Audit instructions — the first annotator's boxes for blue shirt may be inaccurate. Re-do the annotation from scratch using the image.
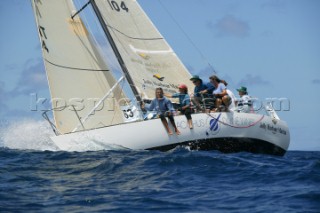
[172,93,191,107]
[146,97,175,114]
[194,82,215,97]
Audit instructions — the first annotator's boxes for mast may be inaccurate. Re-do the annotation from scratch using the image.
[90,0,142,104]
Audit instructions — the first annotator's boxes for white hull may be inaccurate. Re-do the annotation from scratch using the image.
[51,112,290,155]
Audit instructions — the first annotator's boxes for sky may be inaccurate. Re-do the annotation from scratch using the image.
[0,0,319,151]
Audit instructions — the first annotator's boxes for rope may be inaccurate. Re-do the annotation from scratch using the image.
[157,0,216,74]
[207,113,265,129]
[71,0,91,19]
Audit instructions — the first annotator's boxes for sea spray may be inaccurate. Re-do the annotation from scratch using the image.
[0,119,58,151]
[0,119,131,152]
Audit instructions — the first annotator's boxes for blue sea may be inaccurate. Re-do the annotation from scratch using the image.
[0,121,319,212]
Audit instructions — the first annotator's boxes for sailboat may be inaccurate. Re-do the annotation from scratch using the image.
[31,0,290,155]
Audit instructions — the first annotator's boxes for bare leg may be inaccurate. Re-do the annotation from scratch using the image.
[161,118,173,135]
[173,125,181,135]
[171,121,180,135]
[188,119,193,129]
[168,115,180,135]
[215,98,223,109]
[214,98,222,111]
[222,95,231,111]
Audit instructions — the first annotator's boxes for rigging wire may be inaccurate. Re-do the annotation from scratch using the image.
[156,0,217,74]
[71,0,91,19]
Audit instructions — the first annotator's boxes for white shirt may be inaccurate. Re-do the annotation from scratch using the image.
[237,95,252,113]
[213,83,226,95]
[226,89,236,111]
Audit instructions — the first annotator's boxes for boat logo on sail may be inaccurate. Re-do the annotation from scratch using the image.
[138,53,150,60]
[153,74,165,81]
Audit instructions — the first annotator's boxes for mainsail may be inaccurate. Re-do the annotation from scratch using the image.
[32,0,195,134]
[93,0,194,99]
[31,0,129,134]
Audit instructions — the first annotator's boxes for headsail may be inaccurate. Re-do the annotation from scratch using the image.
[93,0,194,99]
[31,0,129,134]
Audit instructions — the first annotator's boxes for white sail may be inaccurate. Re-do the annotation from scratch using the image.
[94,0,194,99]
[31,0,129,134]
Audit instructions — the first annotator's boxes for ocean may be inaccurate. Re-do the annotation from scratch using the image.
[0,121,319,212]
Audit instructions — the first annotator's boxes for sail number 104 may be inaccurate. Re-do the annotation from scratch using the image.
[107,0,129,12]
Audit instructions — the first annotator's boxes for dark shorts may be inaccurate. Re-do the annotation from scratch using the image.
[181,108,193,120]
[159,112,174,122]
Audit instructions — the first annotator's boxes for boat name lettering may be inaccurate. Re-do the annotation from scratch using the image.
[177,119,205,129]
[193,119,206,128]
[177,120,187,129]
[145,62,170,69]
[259,123,286,135]
[130,58,170,70]
[131,58,143,65]
[142,79,178,90]
[220,116,254,127]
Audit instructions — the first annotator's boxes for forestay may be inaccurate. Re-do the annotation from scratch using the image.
[31,0,129,134]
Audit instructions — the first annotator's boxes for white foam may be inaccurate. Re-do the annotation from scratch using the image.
[0,119,132,152]
[0,119,58,151]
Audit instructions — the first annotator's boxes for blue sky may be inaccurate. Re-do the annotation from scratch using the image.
[0,0,319,150]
